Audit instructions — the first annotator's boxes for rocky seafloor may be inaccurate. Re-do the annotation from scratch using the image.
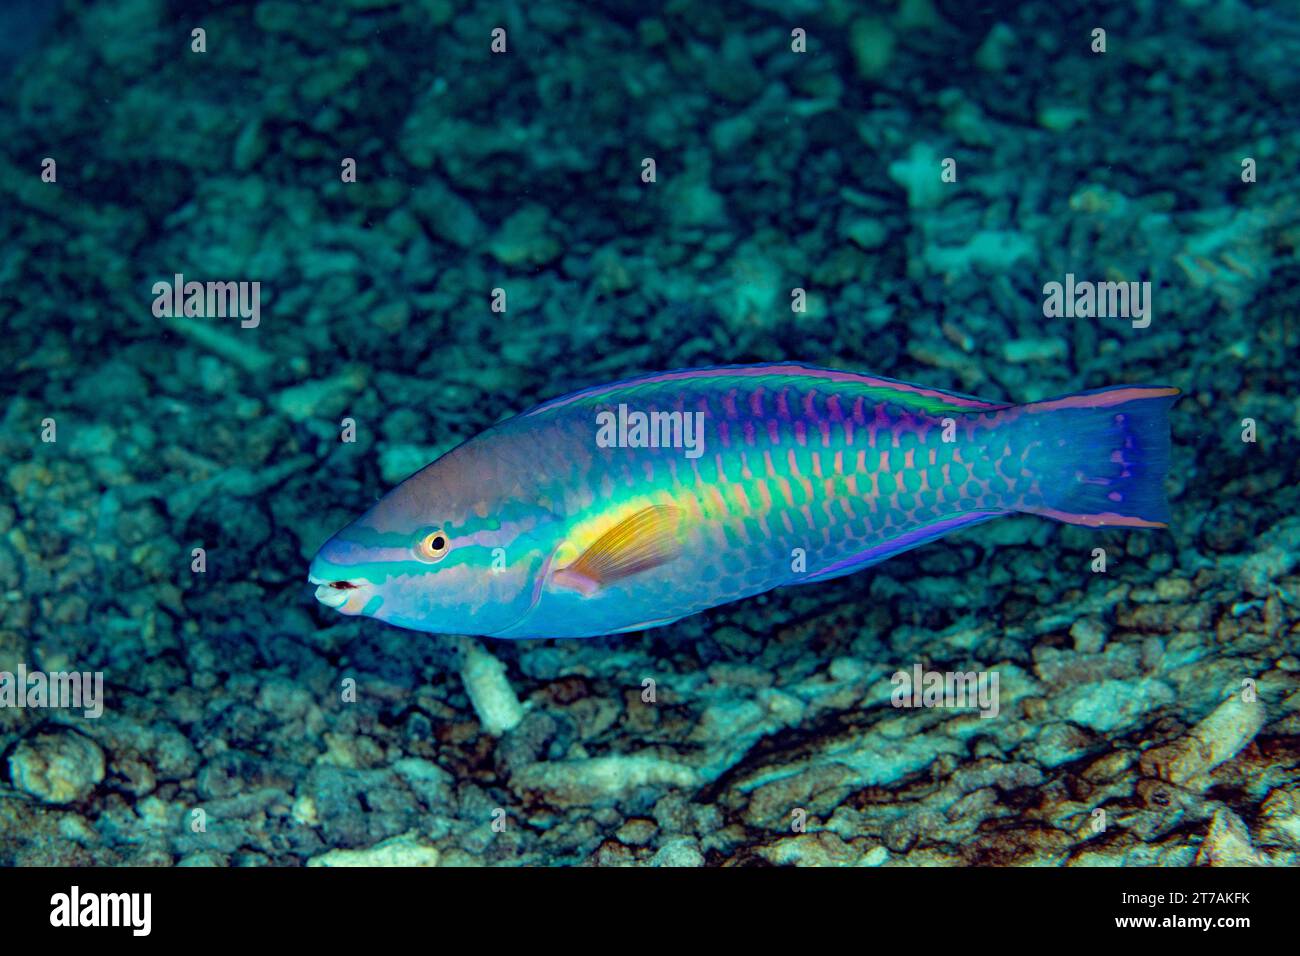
[1,0,1298,866]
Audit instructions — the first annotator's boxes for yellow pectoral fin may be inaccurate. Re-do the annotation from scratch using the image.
[553,505,683,596]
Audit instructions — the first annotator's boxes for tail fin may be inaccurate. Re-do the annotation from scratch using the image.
[1016,385,1178,529]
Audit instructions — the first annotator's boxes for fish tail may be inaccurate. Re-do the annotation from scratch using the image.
[1013,385,1179,529]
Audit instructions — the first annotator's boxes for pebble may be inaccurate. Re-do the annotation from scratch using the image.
[649,838,705,867]
[1002,337,1069,364]
[487,206,562,266]
[308,833,440,867]
[1142,694,1265,786]
[1070,617,1107,654]
[1195,807,1264,866]
[887,143,944,210]
[615,818,658,847]
[513,754,700,807]
[849,18,895,80]
[272,367,368,423]
[8,731,106,804]
[974,24,1016,73]
[1259,787,1300,848]
[460,640,525,736]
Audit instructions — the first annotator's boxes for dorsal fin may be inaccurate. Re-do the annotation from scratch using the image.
[523,363,1007,419]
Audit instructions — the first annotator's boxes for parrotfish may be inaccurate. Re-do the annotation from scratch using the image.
[309,364,1176,638]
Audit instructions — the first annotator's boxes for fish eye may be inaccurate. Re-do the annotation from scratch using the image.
[416,529,450,562]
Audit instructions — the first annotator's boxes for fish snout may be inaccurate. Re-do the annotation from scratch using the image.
[309,542,376,615]
[312,578,357,609]
[309,572,375,614]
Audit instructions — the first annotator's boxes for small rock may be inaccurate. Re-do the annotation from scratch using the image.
[850,17,895,80]
[974,23,1016,73]
[308,832,440,867]
[1196,807,1265,866]
[272,367,367,423]
[1259,787,1300,849]
[760,831,858,866]
[1142,693,1265,787]
[1002,337,1068,364]
[1038,105,1090,132]
[616,818,659,847]
[410,180,487,249]
[8,731,106,804]
[924,230,1035,275]
[1239,517,1300,596]
[513,754,699,807]
[1070,617,1107,654]
[487,206,562,266]
[649,838,705,867]
[233,118,266,171]
[1062,678,1174,733]
[68,423,117,458]
[841,216,889,250]
[1154,576,1192,602]
[860,845,889,867]
[460,640,524,736]
[887,143,945,210]
[664,174,728,230]
[371,300,410,334]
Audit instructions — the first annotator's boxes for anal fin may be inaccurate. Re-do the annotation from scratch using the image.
[798,511,1004,585]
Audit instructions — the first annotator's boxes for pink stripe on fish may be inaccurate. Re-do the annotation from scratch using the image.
[523,363,1008,417]
[1023,386,1179,414]
[1030,507,1168,529]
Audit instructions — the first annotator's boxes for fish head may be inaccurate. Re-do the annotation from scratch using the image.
[308,438,558,636]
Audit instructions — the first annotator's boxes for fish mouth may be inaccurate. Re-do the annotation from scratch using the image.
[309,572,368,611]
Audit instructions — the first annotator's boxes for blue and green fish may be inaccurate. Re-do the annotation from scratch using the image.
[309,363,1177,638]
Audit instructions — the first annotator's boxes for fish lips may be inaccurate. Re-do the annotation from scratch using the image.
[308,567,373,614]
[313,581,353,609]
